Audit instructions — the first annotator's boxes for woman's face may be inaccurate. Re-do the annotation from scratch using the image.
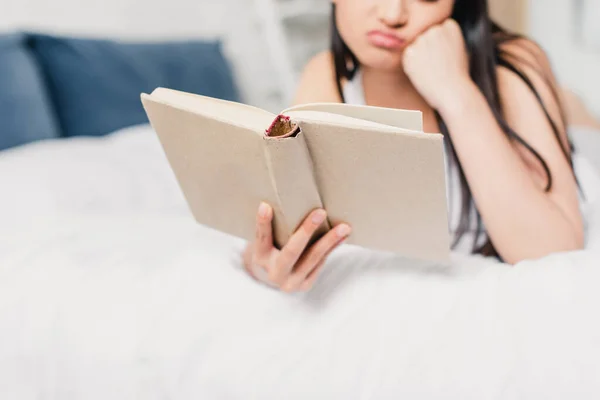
[334,0,456,71]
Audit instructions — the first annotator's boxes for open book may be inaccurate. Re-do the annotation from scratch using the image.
[141,88,450,262]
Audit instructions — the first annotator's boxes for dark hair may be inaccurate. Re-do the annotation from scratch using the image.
[331,1,576,259]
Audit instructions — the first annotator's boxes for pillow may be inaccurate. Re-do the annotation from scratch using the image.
[0,33,61,151]
[27,33,240,137]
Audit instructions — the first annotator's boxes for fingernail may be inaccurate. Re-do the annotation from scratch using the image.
[258,202,269,218]
[312,209,327,225]
[336,224,351,238]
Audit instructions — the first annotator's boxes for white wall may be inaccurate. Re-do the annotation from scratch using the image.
[2,0,285,112]
[3,0,227,38]
[528,0,600,117]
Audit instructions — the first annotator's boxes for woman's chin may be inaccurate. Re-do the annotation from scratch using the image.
[357,47,405,72]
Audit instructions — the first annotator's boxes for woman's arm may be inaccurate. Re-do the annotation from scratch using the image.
[442,68,584,263]
[404,20,583,263]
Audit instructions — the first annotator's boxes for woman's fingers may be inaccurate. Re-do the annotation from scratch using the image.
[250,204,350,292]
[254,202,274,258]
[283,223,351,292]
[268,209,328,285]
[300,259,327,292]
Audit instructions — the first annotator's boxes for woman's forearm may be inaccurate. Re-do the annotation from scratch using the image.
[438,83,583,263]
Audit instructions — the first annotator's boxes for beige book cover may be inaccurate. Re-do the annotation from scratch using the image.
[141,88,450,262]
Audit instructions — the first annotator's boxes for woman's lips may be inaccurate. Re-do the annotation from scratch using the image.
[367,30,406,50]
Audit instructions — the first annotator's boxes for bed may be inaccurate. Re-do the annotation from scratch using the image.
[3,6,600,400]
[1,123,600,399]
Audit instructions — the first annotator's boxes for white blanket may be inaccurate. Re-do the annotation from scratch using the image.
[1,125,600,399]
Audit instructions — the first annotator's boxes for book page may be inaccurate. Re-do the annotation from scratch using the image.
[284,110,429,138]
[283,103,424,132]
[146,88,276,133]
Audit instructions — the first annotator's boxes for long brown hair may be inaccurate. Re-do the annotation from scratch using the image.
[330,1,576,258]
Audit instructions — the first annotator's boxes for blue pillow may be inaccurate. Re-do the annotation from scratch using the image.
[0,33,61,151]
[27,34,240,137]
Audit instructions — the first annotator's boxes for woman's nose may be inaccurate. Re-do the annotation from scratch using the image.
[377,0,409,29]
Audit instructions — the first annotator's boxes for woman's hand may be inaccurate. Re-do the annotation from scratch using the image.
[242,202,351,293]
[403,19,473,114]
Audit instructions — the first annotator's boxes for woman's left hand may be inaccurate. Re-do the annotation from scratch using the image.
[403,19,473,114]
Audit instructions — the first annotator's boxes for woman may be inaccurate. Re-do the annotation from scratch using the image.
[243,0,589,292]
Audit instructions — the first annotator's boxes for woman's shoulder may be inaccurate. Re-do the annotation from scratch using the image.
[495,37,564,125]
[497,37,555,81]
[498,37,599,130]
[495,36,571,151]
[292,51,342,105]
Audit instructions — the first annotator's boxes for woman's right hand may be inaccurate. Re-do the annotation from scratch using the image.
[242,202,352,293]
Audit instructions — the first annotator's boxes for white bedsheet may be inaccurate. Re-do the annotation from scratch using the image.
[1,125,600,399]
